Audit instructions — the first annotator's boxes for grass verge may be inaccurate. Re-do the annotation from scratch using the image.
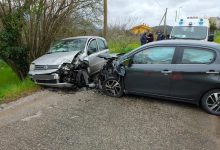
[215,31,220,44]
[109,42,140,54]
[0,60,39,104]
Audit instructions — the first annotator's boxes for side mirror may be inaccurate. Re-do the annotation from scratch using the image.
[83,60,89,66]
[208,34,214,42]
[123,58,133,67]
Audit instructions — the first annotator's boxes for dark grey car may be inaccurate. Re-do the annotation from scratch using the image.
[100,40,220,116]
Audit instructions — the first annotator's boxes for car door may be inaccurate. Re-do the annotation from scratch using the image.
[124,46,177,96]
[170,46,219,101]
[87,38,109,74]
[96,38,109,70]
[87,39,99,74]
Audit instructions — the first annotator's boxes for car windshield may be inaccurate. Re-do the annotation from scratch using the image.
[48,38,87,53]
[171,26,208,40]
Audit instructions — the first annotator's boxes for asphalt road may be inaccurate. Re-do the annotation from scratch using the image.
[0,89,219,150]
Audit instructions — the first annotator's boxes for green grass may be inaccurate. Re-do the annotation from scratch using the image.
[109,42,140,54]
[0,60,39,103]
[215,31,220,44]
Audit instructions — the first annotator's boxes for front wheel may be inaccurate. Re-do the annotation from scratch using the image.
[103,77,123,97]
[201,89,220,116]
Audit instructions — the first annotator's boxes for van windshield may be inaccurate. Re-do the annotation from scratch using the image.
[170,26,208,40]
[48,38,87,53]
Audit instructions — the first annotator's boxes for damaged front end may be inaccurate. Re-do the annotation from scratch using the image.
[57,53,90,88]
[98,53,126,81]
[98,53,126,97]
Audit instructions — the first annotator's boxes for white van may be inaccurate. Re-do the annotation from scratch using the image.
[170,17,214,41]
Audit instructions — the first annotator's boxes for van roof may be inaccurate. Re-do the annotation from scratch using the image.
[174,18,209,27]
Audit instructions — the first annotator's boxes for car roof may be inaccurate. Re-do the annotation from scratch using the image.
[63,36,106,41]
[144,40,220,50]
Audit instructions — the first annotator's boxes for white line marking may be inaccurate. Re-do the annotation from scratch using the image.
[21,111,42,121]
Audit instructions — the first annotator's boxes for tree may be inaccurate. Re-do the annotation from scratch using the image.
[210,19,217,33]
[0,0,102,80]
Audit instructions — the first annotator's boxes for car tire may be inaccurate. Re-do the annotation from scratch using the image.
[201,89,220,116]
[103,77,123,97]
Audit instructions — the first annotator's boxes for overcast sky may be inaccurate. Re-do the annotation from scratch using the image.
[108,0,220,27]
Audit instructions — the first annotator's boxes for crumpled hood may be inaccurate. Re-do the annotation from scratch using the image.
[32,51,80,65]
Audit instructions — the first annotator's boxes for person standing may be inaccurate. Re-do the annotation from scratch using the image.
[147,33,154,43]
[157,30,165,41]
[140,32,147,45]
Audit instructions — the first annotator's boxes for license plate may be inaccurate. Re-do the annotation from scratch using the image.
[33,74,55,80]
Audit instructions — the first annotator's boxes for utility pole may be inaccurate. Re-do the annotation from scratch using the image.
[175,10,178,22]
[178,7,182,19]
[103,0,108,38]
[163,8,168,37]
[158,8,168,37]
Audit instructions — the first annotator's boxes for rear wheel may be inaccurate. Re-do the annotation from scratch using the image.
[201,89,220,116]
[103,77,123,97]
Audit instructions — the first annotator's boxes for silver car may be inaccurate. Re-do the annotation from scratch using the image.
[29,36,109,87]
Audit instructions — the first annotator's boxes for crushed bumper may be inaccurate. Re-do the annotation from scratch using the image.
[36,82,73,88]
[29,73,73,88]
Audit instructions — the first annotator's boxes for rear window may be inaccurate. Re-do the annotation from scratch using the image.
[181,48,215,64]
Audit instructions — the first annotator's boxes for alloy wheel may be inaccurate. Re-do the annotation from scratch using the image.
[206,93,220,113]
[104,79,122,96]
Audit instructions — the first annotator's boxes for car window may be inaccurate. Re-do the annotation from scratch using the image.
[88,40,98,54]
[97,39,107,51]
[49,38,87,53]
[181,48,215,64]
[133,47,175,64]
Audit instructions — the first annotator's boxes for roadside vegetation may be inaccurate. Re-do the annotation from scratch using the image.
[107,19,141,53]
[0,60,39,103]
[109,41,140,53]
[215,30,220,44]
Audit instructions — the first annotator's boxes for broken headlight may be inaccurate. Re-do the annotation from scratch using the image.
[61,63,71,71]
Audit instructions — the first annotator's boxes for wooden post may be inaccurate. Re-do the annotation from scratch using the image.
[103,0,108,38]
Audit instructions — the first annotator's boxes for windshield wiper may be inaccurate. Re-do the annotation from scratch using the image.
[170,36,181,39]
[182,38,203,40]
[171,37,202,40]
[47,50,70,54]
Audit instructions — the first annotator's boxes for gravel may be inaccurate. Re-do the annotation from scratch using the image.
[0,89,219,150]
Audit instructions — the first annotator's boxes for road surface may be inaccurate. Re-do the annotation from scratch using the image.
[0,89,219,150]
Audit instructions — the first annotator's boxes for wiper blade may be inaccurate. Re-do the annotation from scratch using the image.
[47,50,69,54]
[171,36,182,39]
[171,37,202,40]
[181,38,202,40]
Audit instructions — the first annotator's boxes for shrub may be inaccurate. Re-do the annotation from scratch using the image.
[215,31,220,44]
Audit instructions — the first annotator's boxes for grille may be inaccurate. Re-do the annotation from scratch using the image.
[36,80,57,84]
[35,65,59,70]
[33,74,55,80]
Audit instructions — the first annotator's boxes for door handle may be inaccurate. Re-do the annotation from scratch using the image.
[161,70,172,74]
[206,70,219,74]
